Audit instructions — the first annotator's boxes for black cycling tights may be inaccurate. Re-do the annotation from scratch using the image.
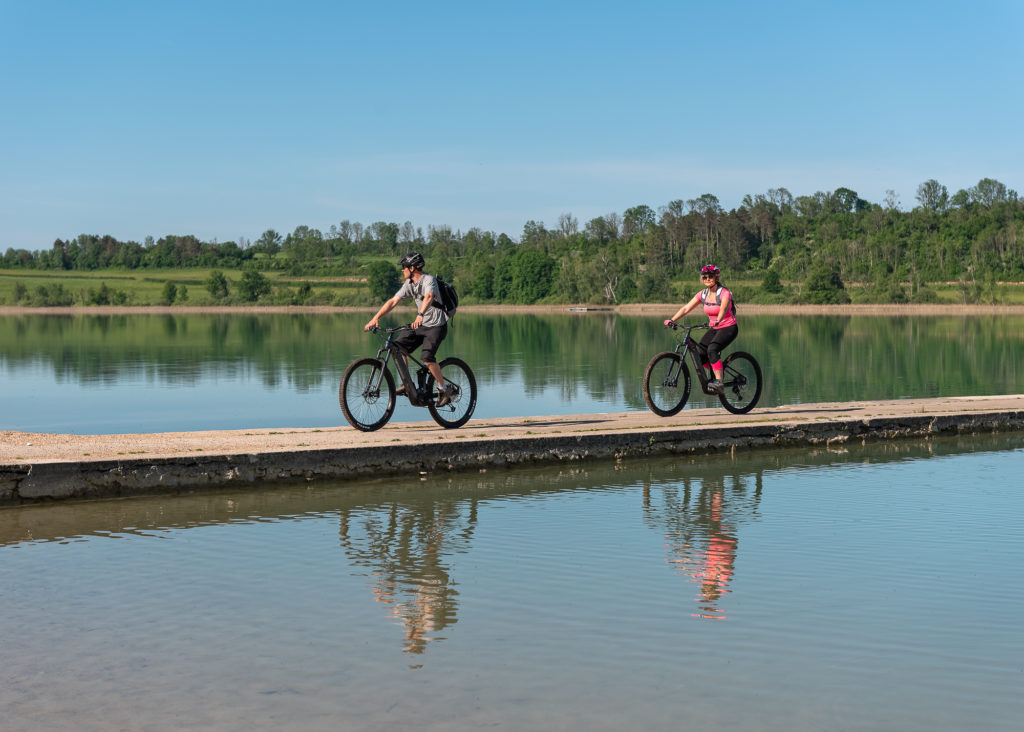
[697,324,738,370]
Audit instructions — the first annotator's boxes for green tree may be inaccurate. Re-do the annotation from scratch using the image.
[950,188,972,208]
[521,220,547,247]
[367,260,400,301]
[31,283,74,306]
[584,215,618,245]
[916,179,949,211]
[161,281,178,304]
[832,187,860,213]
[206,270,230,300]
[254,229,283,256]
[761,269,782,294]
[623,204,656,237]
[803,263,850,304]
[87,282,113,305]
[616,276,638,302]
[368,221,400,254]
[972,178,1008,208]
[238,268,271,302]
[508,248,556,303]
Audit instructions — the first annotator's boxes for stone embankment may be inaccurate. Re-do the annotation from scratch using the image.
[2,395,1023,505]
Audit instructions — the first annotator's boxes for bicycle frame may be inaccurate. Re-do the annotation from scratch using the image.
[667,323,719,396]
[369,326,434,407]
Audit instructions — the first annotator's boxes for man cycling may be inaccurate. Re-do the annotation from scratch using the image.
[364,252,452,406]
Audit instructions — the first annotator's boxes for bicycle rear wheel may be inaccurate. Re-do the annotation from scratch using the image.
[643,352,691,417]
[717,351,762,414]
[427,357,477,429]
[339,357,396,431]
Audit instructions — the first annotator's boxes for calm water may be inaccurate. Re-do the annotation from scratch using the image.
[1,312,1023,434]
[2,434,1022,731]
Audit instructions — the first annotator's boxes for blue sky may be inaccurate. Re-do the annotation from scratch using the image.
[2,0,1022,250]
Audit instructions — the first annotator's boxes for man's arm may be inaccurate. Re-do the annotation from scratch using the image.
[365,295,402,331]
[411,290,435,329]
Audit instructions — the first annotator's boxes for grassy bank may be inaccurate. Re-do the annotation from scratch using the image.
[4,268,1024,308]
[0,268,369,307]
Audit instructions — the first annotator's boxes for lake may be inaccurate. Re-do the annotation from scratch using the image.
[2,312,1023,434]
[2,433,1022,731]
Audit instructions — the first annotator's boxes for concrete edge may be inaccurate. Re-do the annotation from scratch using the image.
[3,410,1023,505]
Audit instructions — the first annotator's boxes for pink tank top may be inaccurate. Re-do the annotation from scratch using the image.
[701,286,737,329]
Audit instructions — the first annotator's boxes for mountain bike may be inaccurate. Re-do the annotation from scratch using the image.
[340,325,477,432]
[643,322,762,416]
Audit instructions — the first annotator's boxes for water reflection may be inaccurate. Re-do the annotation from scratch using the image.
[5,434,1018,657]
[3,436,1023,732]
[339,497,478,655]
[645,473,762,619]
[3,312,1024,434]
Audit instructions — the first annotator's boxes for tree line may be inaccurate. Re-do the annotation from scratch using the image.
[4,178,1021,305]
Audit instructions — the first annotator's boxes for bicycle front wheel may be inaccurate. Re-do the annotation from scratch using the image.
[718,351,762,414]
[339,357,396,431]
[643,352,691,417]
[427,357,477,429]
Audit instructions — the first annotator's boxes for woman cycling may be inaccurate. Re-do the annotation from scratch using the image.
[664,265,738,394]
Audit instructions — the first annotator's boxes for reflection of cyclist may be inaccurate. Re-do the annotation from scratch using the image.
[647,475,743,620]
[695,489,737,619]
[339,498,474,655]
[364,251,451,406]
[664,264,738,394]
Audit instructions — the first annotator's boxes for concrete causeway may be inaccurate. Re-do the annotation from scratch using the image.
[3,394,1024,504]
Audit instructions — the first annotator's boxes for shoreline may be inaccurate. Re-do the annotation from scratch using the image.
[3,303,1024,316]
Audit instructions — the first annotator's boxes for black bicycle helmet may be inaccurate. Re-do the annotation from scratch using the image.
[398,251,425,270]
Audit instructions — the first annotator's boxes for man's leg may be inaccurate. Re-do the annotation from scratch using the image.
[392,330,425,396]
[427,361,445,388]
[421,325,450,405]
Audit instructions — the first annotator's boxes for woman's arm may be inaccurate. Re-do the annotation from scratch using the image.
[712,291,731,327]
[668,293,702,323]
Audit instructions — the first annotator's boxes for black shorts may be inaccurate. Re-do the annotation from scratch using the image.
[393,323,447,363]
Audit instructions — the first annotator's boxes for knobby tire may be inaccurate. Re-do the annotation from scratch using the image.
[717,351,762,415]
[643,351,691,417]
[427,357,477,429]
[340,357,396,431]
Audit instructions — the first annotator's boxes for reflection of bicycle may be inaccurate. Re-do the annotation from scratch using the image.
[340,325,477,431]
[643,322,762,416]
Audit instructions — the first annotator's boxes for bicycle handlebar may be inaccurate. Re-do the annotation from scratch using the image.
[367,324,413,336]
[665,321,709,332]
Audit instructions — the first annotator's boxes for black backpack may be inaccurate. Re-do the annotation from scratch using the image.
[432,277,459,319]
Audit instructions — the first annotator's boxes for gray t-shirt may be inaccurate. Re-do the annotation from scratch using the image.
[395,273,447,328]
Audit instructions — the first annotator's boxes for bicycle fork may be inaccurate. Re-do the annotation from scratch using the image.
[362,347,394,399]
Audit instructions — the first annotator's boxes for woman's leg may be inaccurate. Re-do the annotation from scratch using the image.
[705,326,738,381]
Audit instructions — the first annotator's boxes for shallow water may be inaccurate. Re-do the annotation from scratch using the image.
[1,312,1023,433]
[3,433,1022,731]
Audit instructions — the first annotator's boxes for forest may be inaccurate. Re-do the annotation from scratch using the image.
[3,177,1022,306]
